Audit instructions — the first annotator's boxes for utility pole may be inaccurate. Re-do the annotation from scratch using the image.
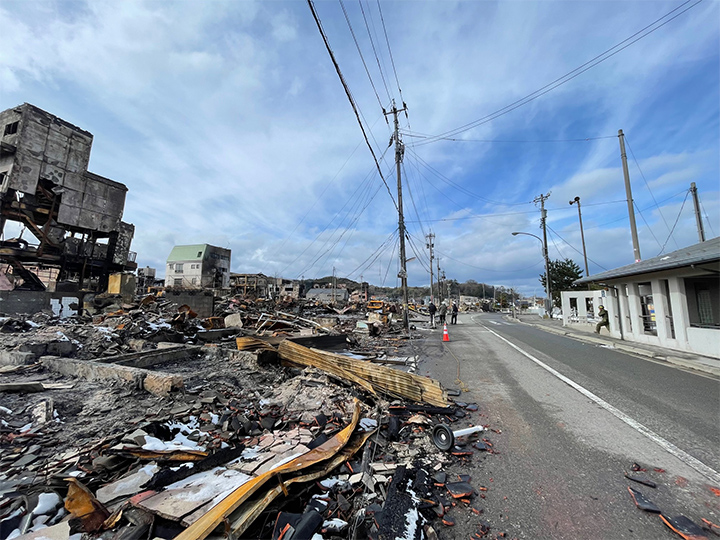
[569,196,589,277]
[690,182,706,243]
[385,101,410,330]
[437,261,443,303]
[332,266,336,305]
[534,192,553,317]
[618,129,641,262]
[426,232,435,303]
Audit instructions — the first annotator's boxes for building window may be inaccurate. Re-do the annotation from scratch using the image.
[637,282,656,335]
[3,121,19,136]
[174,263,183,273]
[197,251,202,257]
[174,278,182,287]
[191,278,197,285]
[685,277,719,328]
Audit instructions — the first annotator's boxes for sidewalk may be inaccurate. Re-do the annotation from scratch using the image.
[509,313,720,378]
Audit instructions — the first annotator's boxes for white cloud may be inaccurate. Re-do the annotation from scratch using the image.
[1,0,717,294]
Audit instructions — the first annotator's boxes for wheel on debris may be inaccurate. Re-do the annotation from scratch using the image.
[432,424,454,451]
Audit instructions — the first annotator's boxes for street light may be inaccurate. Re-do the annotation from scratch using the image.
[569,196,589,278]
[512,231,552,317]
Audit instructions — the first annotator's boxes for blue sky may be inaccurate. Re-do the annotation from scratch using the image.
[1,0,718,295]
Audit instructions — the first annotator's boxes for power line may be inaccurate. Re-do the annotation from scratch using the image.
[584,189,688,230]
[434,247,545,273]
[633,200,663,250]
[299,168,387,277]
[624,134,679,250]
[413,0,704,147]
[376,0,403,100]
[657,189,690,255]
[339,0,384,110]
[358,0,392,102]
[382,236,398,286]
[699,200,717,237]
[547,225,609,271]
[308,0,399,211]
[406,146,532,206]
[401,161,428,238]
[401,132,617,143]
[261,124,381,274]
[404,199,629,224]
[279,147,391,276]
[344,228,398,279]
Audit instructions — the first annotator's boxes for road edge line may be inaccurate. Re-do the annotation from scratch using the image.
[482,323,720,486]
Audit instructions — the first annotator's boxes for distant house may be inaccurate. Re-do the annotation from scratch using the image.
[572,237,719,359]
[165,244,231,289]
[305,288,349,303]
[230,273,270,297]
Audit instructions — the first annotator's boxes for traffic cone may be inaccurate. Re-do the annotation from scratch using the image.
[442,323,450,342]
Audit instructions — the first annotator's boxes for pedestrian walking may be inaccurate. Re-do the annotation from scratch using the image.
[451,301,458,324]
[595,305,610,334]
[428,301,437,328]
[439,302,448,325]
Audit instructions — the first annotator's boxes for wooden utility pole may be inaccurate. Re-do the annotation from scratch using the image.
[690,182,706,243]
[618,129,641,262]
[534,192,553,317]
[426,232,435,303]
[437,259,443,303]
[386,101,409,330]
[569,196,589,277]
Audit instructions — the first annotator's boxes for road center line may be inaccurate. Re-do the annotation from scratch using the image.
[475,317,720,486]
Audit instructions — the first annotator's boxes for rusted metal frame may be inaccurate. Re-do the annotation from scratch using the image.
[173,399,361,540]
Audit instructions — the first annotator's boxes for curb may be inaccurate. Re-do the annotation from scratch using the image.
[510,316,719,378]
[664,356,720,378]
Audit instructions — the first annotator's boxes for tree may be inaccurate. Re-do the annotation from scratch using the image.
[539,258,583,308]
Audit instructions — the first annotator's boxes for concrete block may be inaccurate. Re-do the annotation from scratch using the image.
[224,313,243,328]
[143,373,183,396]
[0,350,36,366]
[39,356,182,397]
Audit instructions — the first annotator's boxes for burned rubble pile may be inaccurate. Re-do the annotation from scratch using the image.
[1,295,508,540]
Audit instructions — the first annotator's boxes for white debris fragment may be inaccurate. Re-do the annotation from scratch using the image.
[359,418,378,431]
[141,434,202,452]
[32,492,62,516]
[322,518,348,533]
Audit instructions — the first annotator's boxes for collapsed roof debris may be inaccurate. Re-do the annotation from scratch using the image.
[0,289,511,540]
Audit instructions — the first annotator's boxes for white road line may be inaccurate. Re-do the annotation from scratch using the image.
[478,319,720,486]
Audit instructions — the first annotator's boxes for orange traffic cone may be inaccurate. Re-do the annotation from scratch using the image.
[442,323,450,342]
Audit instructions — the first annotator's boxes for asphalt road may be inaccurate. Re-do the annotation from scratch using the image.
[415,312,720,540]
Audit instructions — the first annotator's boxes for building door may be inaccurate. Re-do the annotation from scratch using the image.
[638,282,656,335]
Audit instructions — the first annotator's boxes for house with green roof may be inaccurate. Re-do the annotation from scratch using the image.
[165,244,231,289]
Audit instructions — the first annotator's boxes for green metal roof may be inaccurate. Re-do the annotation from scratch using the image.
[166,244,208,263]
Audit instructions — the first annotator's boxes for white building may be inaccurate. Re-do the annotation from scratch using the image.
[165,244,231,289]
[569,237,719,359]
